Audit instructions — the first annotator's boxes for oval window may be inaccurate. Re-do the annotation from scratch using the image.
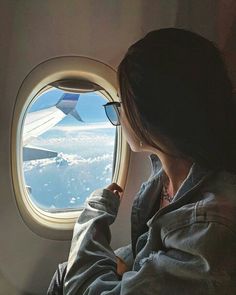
[12,56,130,237]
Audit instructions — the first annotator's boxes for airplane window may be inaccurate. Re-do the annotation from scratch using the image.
[22,85,116,212]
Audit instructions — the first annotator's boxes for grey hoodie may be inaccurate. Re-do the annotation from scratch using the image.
[63,154,236,294]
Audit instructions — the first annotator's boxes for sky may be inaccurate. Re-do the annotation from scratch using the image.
[23,88,116,211]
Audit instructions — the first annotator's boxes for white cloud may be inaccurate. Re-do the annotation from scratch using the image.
[30,131,115,148]
[52,122,114,132]
[23,152,113,172]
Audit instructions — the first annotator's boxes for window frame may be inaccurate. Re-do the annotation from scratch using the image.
[11,56,130,240]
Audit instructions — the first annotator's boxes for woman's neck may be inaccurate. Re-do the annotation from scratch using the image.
[158,154,193,197]
[142,142,193,196]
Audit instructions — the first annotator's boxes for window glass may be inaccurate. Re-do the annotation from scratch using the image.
[22,87,116,212]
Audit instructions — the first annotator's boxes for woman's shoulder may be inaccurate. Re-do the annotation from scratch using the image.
[196,170,236,229]
[158,170,236,236]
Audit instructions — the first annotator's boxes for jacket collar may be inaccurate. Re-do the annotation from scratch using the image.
[146,154,213,227]
[148,153,211,202]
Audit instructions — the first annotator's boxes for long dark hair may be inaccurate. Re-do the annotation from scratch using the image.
[118,28,236,173]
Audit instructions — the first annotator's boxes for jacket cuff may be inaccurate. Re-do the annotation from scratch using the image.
[86,188,120,216]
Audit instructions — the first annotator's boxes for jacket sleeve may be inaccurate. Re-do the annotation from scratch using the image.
[63,189,236,295]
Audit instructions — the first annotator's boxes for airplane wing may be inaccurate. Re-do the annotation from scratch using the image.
[23,93,82,161]
[23,146,58,161]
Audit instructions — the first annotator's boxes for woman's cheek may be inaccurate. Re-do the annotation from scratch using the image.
[120,121,141,152]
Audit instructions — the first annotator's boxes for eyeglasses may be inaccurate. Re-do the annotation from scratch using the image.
[103,101,121,126]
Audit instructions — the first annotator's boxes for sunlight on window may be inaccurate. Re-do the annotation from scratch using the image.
[22,87,116,212]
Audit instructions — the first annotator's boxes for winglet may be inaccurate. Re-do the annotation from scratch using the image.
[56,93,83,122]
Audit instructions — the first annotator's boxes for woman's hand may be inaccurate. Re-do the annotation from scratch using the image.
[116,256,128,276]
[106,183,123,200]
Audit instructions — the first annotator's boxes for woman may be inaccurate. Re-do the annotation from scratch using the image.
[48,28,236,294]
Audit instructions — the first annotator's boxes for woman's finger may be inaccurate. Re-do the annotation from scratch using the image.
[116,256,128,276]
[106,182,123,193]
[106,183,123,199]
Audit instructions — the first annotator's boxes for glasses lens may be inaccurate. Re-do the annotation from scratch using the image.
[104,104,120,126]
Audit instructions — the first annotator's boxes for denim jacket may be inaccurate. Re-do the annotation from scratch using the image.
[63,154,236,294]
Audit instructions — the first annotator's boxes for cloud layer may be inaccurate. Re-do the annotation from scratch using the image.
[23,125,116,211]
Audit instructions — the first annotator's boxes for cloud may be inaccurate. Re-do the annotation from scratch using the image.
[33,134,114,145]
[52,122,114,132]
[30,125,116,148]
[23,152,113,172]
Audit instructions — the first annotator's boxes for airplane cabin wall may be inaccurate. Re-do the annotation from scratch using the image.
[0,1,235,294]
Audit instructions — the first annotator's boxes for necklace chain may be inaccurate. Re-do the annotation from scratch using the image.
[161,185,174,203]
[161,174,174,203]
